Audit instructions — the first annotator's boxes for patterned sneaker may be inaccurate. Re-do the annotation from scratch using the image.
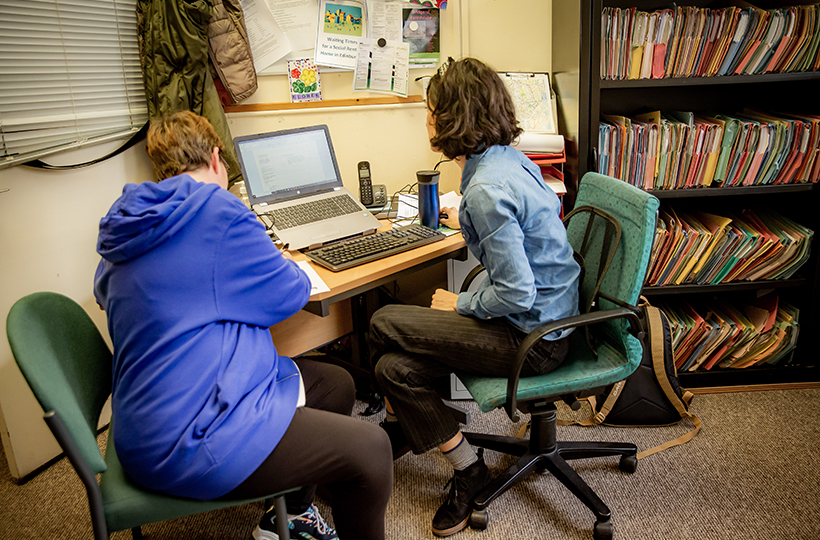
[252,504,338,540]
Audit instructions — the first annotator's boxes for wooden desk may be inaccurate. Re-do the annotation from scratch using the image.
[270,226,467,358]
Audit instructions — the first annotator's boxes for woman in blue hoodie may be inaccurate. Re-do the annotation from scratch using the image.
[94,111,392,540]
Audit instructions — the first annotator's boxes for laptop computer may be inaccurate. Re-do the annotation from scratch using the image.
[234,125,381,251]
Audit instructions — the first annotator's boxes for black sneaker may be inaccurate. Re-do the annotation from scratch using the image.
[431,457,493,537]
[252,503,338,540]
[379,418,411,459]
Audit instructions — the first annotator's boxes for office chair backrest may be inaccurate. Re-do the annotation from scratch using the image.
[566,173,659,342]
[563,205,621,317]
[6,292,113,474]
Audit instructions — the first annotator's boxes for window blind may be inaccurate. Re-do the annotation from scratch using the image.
[0,0,148,169]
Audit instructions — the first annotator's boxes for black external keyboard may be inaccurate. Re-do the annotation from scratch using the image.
[306,224,446,271]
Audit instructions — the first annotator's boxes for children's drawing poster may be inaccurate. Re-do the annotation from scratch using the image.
[288,59,322,103]
[314,0,366,70]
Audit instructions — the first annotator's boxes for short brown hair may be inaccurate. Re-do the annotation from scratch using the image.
[146,111,225,181]
[426,57,522,159]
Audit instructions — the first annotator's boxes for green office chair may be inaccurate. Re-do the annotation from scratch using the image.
[6,291,293,540]
[455,173,659,540]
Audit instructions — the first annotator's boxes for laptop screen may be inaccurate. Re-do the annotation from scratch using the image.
[234,125,343,205]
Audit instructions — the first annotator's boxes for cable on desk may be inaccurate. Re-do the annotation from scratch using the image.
[388,182,420,225]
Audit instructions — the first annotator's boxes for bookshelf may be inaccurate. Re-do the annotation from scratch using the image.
[552,0,820,389]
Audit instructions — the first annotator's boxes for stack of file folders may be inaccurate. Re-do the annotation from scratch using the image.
[657,295,799,372]
[644,208,813,287]
[598,109,820,189]
[602,3,820,80]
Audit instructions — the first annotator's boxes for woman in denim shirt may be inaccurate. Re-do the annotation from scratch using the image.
[369,57,581,537]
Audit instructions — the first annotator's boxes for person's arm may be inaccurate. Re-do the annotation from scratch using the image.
[215,209,310,327]
[456,184,537,319]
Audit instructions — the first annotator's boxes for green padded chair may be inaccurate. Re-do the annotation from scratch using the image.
[456,173,659,540]
[6,291,293,540]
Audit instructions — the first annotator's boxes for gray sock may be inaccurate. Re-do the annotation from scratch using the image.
[443,436,478,471]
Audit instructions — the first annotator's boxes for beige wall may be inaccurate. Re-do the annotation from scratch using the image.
[0,141,151,478]
[0,0,552,478]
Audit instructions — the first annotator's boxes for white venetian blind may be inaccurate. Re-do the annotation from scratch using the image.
[0,0,148,169]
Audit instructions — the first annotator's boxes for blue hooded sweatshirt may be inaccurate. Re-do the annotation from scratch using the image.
[94,174,310,499]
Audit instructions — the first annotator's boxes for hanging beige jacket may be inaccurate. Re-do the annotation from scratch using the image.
[208,0,258,103]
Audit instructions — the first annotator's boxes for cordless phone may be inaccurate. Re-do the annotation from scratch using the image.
[358,161,373,206]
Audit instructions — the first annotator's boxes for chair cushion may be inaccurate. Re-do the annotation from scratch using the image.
[100,428,283,532]
[458,332,642,414]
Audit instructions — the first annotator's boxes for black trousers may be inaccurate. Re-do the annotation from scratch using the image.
[227,359,392,540]
[369,304,570,454]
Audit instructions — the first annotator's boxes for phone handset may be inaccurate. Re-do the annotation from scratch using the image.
[358,161,373,206]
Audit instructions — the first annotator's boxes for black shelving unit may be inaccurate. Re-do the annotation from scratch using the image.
[552,0,820,389]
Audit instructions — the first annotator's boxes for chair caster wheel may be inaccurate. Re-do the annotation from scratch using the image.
[469,509,489,530]
[593,519,613,540]
[619,454,638,473]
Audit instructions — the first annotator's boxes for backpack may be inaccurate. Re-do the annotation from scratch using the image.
[559,301,702,459]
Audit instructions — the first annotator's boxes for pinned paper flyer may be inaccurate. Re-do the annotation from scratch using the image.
[314,0,366,70]
[353,37,409,97]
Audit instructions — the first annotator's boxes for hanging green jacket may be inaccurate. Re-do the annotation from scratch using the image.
[136,0,254,187]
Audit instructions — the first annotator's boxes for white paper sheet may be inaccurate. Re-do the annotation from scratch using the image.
[266,0,318,51]
[369,1,403,41]
[296,261,331,295]
[512,132,565,154]
[314,0,366,70]
[239,0,292,72]
[353,38,409,96]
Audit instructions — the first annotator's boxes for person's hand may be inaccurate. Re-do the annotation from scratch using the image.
[439,206,460,230]
[280,249,294,261]
[431,288,458,311]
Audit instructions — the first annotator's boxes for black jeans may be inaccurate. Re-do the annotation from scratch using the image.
[226,359,392,540]
[369,304,570,454]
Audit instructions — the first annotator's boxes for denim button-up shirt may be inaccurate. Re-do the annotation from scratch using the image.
[455,145,581,339]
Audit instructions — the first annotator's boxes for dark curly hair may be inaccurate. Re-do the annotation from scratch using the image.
[426,57,522,160]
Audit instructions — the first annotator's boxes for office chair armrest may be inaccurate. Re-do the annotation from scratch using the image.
[459,265,486,293]
[504,306,642,422]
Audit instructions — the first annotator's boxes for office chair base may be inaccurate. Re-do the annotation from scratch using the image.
[468,509,488,530]
[463,402,636,539]
[594,520,614,540]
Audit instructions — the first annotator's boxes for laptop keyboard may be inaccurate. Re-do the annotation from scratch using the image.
[305,224,446,271]
[265,194,363,230]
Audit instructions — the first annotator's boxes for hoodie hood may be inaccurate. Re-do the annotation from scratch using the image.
[98,174,219,263]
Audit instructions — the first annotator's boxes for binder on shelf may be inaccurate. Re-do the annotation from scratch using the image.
[694,115,724,186]
[672,213,712,284]
[732,7,772,75]
[689,211,733,282]
[653,10,675,78]
[630,10,649,79]
[729,6,768,75]
[694,9,720,77]
[705,7,739,76]
[599,3,820,80]
[658,294,799,373]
